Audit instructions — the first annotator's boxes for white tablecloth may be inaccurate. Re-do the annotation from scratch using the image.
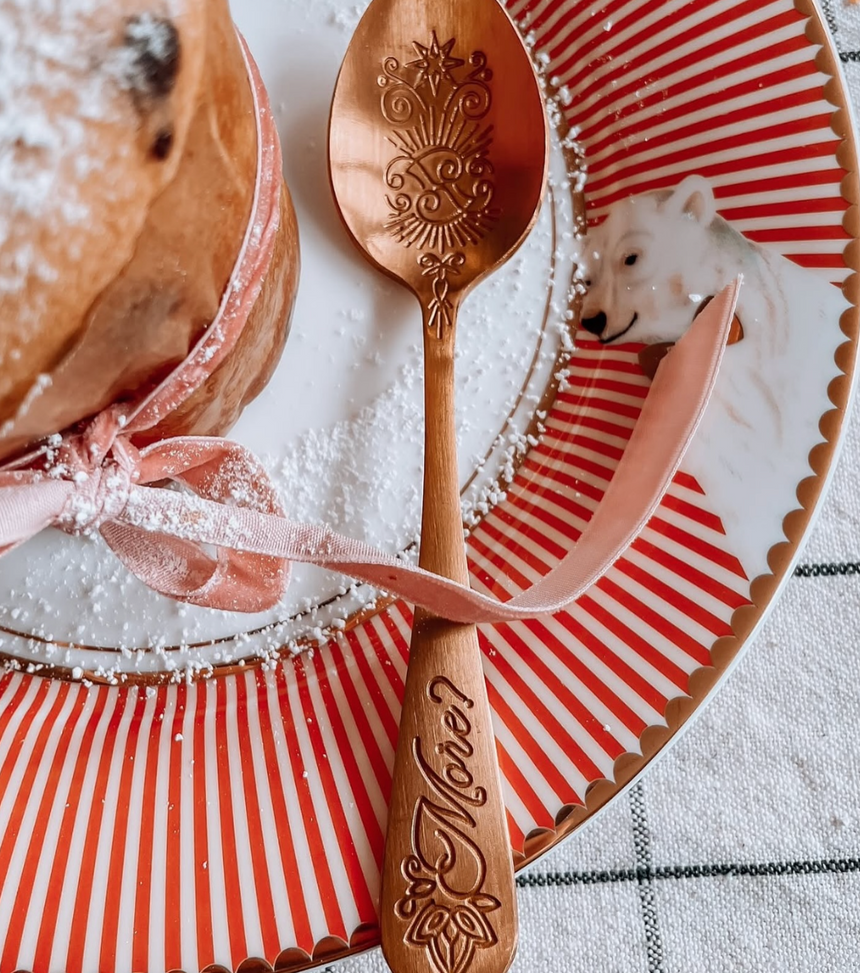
[333,3,860,970]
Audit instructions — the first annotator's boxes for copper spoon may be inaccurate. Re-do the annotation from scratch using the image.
[329,2,548,971]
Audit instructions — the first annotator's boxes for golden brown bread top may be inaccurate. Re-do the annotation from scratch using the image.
[0,1,204,414]
[0,0,259,458]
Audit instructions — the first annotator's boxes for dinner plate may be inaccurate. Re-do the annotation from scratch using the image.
[0,0,857,970]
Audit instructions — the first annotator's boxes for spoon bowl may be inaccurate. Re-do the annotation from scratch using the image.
[329,0,548,320]
[330,3,549,972]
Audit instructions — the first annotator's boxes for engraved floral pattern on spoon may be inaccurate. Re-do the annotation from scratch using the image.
[394,676,501,973]
[378,33,498,337]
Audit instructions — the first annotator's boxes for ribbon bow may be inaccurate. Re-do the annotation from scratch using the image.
[0,280,741,624]
[0,409,290,613]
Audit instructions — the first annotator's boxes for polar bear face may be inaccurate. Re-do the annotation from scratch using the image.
[579,176,730,344]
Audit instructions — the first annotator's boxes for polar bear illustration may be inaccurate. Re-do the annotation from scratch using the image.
[578,176,847,581]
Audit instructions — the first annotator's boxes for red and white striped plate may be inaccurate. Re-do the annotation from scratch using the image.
[1,0,857,970]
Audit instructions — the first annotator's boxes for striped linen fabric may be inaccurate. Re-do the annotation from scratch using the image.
[328,5,860,973]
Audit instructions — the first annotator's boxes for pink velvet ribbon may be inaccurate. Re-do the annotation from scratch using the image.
[0,37,742,624]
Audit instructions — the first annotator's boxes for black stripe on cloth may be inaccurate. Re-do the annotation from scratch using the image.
[821,0,839,35]
[316,861,860,972]
[517,857,860,888]
[629,782,667,973]
[794,562,860,578]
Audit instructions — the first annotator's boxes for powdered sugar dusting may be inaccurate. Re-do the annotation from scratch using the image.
[0,0,179,337]
[123,12,177,68]
[272,364,423,545]
[2,1,109,303]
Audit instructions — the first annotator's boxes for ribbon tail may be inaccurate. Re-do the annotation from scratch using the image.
[0,479,73,555]
[295,279,742,622]
[496,275,742,618]
[104,280,738,623]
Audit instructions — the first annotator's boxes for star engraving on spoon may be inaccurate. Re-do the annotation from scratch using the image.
[408,31,464,95]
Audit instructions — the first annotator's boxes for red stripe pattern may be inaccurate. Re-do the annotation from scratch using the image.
[514,0,850,275]
[0,341,755,972]
[0,0,849,969]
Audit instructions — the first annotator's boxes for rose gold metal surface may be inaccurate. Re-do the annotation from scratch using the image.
[328,2,548,971]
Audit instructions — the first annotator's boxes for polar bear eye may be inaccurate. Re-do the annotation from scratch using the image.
[623,252,640,267]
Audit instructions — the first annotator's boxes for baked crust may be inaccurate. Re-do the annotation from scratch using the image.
[0,0,298,461]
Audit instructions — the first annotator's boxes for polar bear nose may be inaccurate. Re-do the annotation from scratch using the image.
[581,312,607,336]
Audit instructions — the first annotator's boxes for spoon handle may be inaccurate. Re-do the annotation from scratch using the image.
[380,306,518,973]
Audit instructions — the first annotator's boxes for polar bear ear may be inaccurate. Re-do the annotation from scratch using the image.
[665,175,717,225]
